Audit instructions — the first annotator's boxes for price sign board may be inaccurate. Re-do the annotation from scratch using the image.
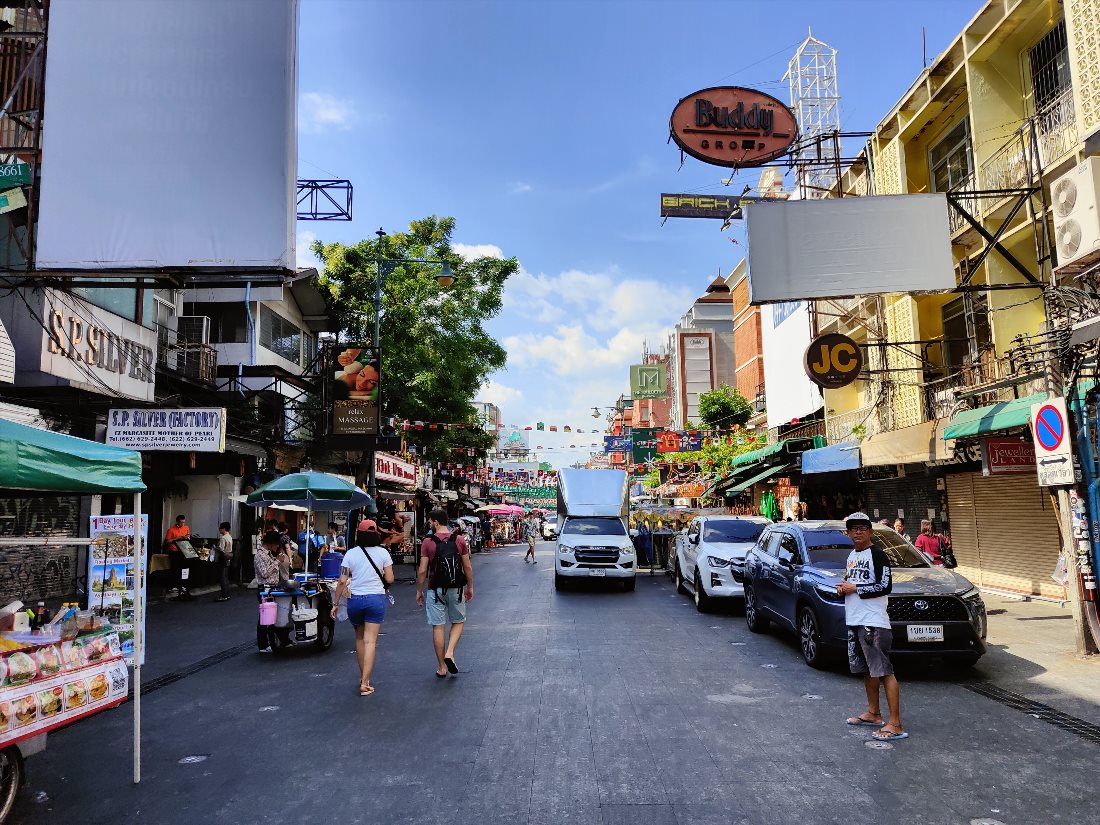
[1030,397,1074,486]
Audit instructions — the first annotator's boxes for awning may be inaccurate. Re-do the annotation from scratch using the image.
[417,488,440,504]
[730,442,782,468]
[224,436,269,459]
[942,393,1046,440]
[436,490,459,501]
[377,484,416,501]
[801,443,860,474]
[860,420,953,467]
[0,419,145,494]
[728,463,790,495]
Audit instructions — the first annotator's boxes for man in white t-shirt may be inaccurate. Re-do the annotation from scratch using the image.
[330,519,394,696]
[836,512,906,741]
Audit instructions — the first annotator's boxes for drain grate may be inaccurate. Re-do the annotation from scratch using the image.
[964,682,1100,745]
[128,640,255,699]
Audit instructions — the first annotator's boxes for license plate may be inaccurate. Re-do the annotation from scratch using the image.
[588,569,606,577]
[906,624,943,642]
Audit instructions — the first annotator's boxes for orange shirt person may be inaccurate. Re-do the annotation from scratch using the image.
[165,515,190,553]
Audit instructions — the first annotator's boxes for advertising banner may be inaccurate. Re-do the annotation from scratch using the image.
[375,452,416,485]
[632,428,659,465]
[329,344,380,436]
[88,515,148,666]
[630,363,667,399]
[656,431,681,453]
[105,408,226,452]
[604,435,632,453]
[981,437,1035,475]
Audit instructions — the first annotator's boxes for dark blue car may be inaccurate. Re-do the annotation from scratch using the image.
[743,521,987,669]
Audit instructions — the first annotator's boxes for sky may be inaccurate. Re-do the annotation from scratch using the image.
[296,0,983,467]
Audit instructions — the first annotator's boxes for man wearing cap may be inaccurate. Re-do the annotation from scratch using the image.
[837,512,906,741]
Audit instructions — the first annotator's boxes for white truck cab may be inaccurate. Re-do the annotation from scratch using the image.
[554,469,636,592]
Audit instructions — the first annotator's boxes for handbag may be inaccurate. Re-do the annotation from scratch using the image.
[358,546,395,605]
[938,534,958,569]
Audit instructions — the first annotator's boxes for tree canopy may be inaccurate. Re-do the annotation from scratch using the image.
[698,384,753,430]
[310,216,517,463]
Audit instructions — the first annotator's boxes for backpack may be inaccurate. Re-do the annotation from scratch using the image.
[937,534,958,569]
[428,533,467,596]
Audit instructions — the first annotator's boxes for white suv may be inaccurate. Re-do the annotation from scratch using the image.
[673,515,770,612]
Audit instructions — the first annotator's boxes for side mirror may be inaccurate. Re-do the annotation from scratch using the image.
[690,534,700,544]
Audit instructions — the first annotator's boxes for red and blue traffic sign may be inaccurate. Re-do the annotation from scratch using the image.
[1034,404,1065,452]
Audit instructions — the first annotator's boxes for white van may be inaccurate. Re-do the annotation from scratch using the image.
[554,469,635,592]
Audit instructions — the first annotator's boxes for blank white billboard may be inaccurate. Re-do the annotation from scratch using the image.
[761,300,821,430]
[746,194,954,304]
[36,0,298,271]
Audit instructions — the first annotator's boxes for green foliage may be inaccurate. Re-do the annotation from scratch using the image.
[663,430,768,472]
[310,216,517,462]
[698,384,753,430]
[641,469,660,489]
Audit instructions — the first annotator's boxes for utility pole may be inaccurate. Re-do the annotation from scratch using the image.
[366,227,386,508]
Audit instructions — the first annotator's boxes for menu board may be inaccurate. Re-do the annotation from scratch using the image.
[88,515,148,665]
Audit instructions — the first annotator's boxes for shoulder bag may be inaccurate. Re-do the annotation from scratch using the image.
[357,546,394,605]
[937,534,958,569]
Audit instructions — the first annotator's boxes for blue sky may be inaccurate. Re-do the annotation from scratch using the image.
[297,0,982,467]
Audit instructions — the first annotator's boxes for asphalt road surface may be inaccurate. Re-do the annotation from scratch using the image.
[10,543,1096,824]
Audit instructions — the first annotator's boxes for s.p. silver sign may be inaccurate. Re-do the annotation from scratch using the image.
[106,408,226,452]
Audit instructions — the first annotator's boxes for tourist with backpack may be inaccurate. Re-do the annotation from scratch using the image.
[416,508,474,678]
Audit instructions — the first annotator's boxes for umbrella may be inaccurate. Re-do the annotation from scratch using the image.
[246,472,374,573]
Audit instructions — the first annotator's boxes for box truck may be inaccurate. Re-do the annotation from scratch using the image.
[554,468,635,591]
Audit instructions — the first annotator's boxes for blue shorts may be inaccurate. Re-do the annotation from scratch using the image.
[346,594,387,626]
[425,589,466,626]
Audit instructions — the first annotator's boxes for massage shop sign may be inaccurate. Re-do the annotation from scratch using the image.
[105,407,226,452]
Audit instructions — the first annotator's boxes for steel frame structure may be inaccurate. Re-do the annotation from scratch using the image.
[785,31,841,199]
[296,179,353,221]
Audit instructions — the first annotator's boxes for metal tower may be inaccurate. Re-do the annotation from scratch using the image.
[784,30,841,198]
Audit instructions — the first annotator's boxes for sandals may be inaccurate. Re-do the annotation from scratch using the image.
[359,685,375,696]
[846,713,884,726]
[444,657,458,674]
[872,727,909,741]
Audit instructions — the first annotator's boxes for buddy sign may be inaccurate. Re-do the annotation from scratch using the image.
[669,86,798,168]
[804,333,863,389]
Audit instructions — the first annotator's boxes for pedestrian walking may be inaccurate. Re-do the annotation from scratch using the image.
[523,514,537,563]
[215,521,233,601]
[254,531,290,654]
[913,519,943,565]
[837,512,906,741]
[637,521,652,567]
[330,519,394,696]
[416,508,474,678]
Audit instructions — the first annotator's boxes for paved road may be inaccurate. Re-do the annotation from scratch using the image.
[11,542,1097,824]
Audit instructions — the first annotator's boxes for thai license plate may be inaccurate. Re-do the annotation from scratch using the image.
[906,624,944,642]
[588,569,606,577]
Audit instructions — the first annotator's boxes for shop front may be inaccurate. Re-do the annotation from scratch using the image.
[799,442,863,520]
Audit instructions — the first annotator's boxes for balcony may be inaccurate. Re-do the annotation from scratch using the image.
[923,349,1045,419]
[156,325,217,385]
[1034,87,1077,168]
[826,406,879,443]
[947,173,980,234]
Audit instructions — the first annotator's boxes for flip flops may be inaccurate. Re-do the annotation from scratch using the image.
[444,657,458,674]
[872,728,909,741]
[846,714,884,726]
[359,685,375,697]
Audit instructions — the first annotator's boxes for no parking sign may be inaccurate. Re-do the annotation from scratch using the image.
[1030,397,1074,486]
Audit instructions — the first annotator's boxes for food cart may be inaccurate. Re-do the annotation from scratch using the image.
[0,419,146,817]
[245,472,375,656]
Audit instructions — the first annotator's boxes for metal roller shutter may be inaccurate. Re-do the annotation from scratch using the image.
[945,473,981,587]
[0,493,82,605]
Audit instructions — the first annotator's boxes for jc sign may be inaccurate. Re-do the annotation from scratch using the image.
[804,333,863,389]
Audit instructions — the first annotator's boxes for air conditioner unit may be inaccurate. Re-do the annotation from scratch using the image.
[175,315,211,344]
[1051,156,1100,268]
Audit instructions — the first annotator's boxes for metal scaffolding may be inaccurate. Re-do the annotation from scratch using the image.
[785,30,841,199]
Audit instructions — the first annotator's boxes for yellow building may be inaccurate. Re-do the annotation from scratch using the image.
[816,0,1099,600]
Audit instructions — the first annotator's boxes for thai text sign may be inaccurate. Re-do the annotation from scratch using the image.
[981,437,1035,475]
[630,363,667,399]
[632,428,659,465]
[106,408,226,452]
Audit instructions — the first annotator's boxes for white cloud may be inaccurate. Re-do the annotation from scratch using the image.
[296,229,319,270]
[453,243,504,262]
[503,322,669,377]
[476,379,523,407]
[299,92,356,133]
[508,181,533,194]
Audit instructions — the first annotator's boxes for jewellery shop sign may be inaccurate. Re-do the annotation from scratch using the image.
[105,408,227,452]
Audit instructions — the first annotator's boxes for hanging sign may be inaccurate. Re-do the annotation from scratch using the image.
[669,86,799,168]
[981,437,1035,475]
[630,363,667,398]
[604,435,632,452]
[1031,397,1073,486]
[328,344,380,436]
[804,333,863,389]
[88,514,149,666]
[105,408,226,452]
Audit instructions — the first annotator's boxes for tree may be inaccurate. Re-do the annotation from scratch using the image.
[310,216,517,466]
[698,384,753,430]
[662,431,768,474]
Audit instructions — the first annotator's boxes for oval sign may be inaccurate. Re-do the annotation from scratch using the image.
[804,333,863,389]
[669,86,799,168]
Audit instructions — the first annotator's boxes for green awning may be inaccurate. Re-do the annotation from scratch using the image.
[942,393,1047,440]
[0,419,146,494]
[730,442,782,467]
[728,463,791,495]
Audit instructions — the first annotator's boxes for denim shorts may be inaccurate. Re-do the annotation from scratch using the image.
[346,594,387,626]
[425,588,466,626]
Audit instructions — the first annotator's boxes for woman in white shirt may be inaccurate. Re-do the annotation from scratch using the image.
[330,519,394,696]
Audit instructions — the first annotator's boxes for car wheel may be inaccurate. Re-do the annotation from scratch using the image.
[744,585,769,633]
[945,653,980,669]
[798,606,826,669]
[554,573,566,591]
[675,558,689,595]
[623,577,636,592]
[694,571,714,613]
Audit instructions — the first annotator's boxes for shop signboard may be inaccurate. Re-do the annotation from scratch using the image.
[375,452,416,485]
[328,344,380,436]
[629,363,667,399]
[604,435,632,453]
[0,163,30,186]
[804,333,863,389]
[87,515,148,666]
[659,193,764,220]
[632,427,659,465]
[0,186,26,216]
[105,407,226,452]
[669,86,799,168]
[656,431,680,453]
[981,437,1036,475]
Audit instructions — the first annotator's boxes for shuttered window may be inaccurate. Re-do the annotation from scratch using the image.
[259,305,301,366]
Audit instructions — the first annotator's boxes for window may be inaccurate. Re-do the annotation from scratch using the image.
[702,520,767,543]
[941,294,991,373]
[778,535,801,565]
[259,305,302,365]
[929,119,973,193]
[762,532,782,558]
[561,517,626,537]
[1029,21,1070,113]
[71,284,140,324]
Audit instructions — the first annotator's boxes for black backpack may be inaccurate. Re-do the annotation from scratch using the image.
[428,533,467,596]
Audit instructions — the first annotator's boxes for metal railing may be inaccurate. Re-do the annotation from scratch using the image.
[980,129,1036,194]
[156,325,217,384]
[947,173,979,234]
[826,405,878,443]
[1035,86,1077,168]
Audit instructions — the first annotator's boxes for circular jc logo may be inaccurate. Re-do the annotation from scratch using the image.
[804,333,864,389]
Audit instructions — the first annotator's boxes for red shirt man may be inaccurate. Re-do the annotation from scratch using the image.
[165,515,190,553]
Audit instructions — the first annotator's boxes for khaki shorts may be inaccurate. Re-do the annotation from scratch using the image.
[847,626,894,677]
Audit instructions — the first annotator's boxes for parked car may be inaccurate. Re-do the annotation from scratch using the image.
[742,521,987,669]
[542,515,558,540]
[672,515,770,612]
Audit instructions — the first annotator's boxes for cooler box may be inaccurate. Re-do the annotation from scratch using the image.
[319,552,344,580]
[291,607,318,641]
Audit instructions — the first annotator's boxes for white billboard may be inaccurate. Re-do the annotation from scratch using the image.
[36,0,298,272]
[745,194,954,304]
[761,301,822,430]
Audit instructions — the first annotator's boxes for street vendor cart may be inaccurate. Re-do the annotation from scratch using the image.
[0,419,144,818]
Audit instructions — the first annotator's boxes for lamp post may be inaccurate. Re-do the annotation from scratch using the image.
[364,227,456,503]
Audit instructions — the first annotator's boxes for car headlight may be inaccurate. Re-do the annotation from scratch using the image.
[706,556,731,568]
[814,583,844,603]
[621,546,635,555]
[558,544,574,554]
[959,587,982,600]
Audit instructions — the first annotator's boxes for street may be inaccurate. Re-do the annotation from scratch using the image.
[10,544,1096,825]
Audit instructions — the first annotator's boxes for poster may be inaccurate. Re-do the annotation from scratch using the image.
[88,515,148,666]
[329,344,380,435]
[105,407,226,452]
